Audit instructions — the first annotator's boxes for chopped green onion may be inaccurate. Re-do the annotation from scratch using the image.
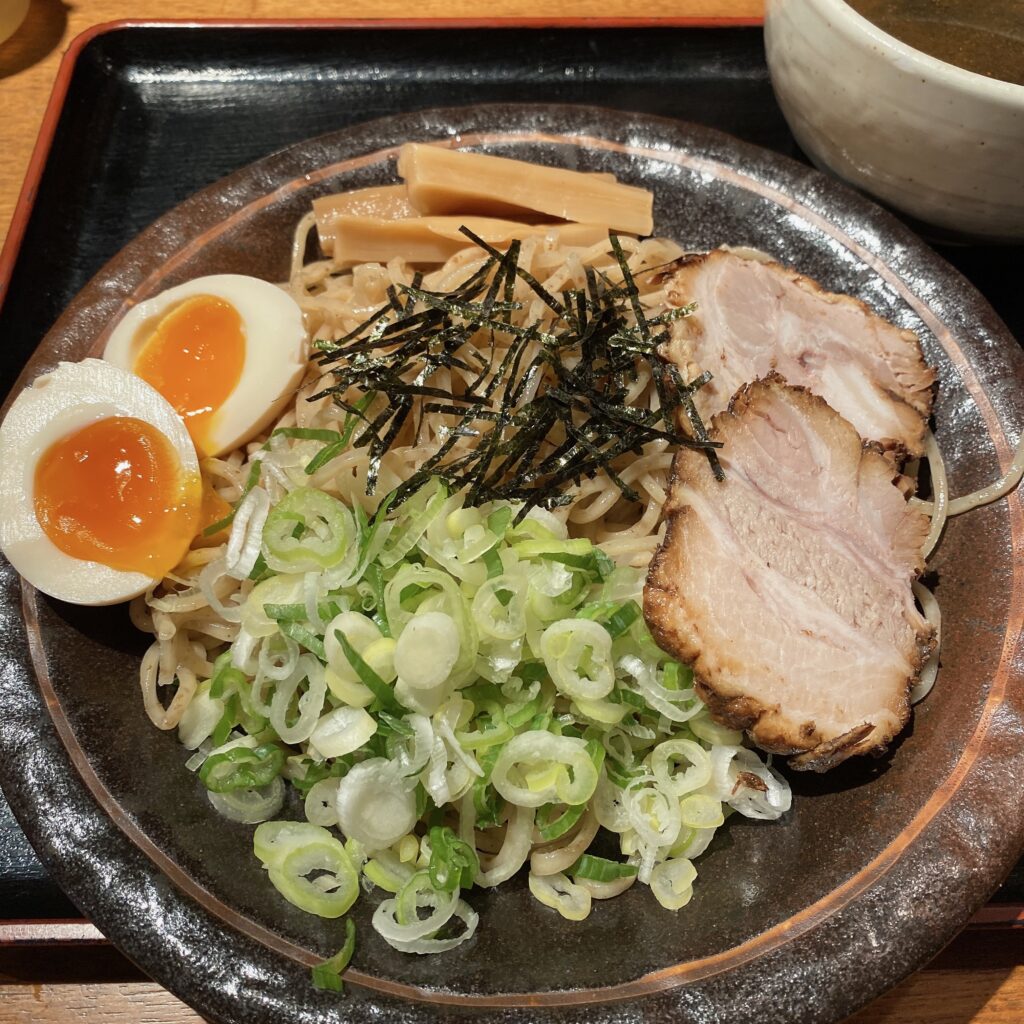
[279,620,327,661]
[378,711,413,737]
[263,487,354,572]
[264,601,341,624]
[338,391,378,449]
[263,603,313,622]
[209,651,246,699]
[481,546,504,579]
[210,692,240,747]
[203,460,263,537]
[267,837,359,919]
[304,440,348,476]
[334,630,402,714]
[363,563,390,636]
[491,731,599,807]
[536,802,585,842]
[179,468,791,967]
[570,854,638,882]
[486,506,513,537]
[427,826,479,893]
[605,759,640,789]
[248,552,270,581]
[605,600,642,638]
[271,427,343,444]
[200,743,284,793]
[288,757,349,796]
[506,693,544,729]
[540,618,615,702]
[311,918,356,993]
[614,691,648,714]
[456,713,514,751]
[376,478,448,568]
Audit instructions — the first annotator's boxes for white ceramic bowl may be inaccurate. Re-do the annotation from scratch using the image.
[764,0,1024,242]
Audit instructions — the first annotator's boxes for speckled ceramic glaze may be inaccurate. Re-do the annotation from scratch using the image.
[0,106,1022,1024]
[764,0,1024,241]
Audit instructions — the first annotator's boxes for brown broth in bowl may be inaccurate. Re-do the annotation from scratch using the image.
[845,0,1024,86]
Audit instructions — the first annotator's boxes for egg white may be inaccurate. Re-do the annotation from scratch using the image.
[103,274,308,458]
[0,359,201,605]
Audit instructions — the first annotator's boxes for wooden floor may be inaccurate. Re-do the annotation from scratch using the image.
[2,928,1024,1023]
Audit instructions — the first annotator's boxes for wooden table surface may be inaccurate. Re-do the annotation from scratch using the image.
[0,1,1022,1022]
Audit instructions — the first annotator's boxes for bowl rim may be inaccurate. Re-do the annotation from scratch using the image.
[775,0,1024,101]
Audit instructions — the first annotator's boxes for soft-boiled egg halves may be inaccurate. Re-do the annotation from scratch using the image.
[104,274,308,458]
[0,359,202,605]
[0,275,309,604]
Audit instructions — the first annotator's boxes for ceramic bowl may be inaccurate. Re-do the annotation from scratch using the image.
[764,0,1024,242]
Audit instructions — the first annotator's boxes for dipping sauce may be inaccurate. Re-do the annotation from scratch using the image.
[845,0,1024,86]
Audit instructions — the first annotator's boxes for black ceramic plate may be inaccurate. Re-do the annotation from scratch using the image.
[1,105,1023,1024]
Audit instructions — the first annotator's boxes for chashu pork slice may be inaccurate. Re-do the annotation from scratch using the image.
[644,376,934,771]
[659,248,935,456]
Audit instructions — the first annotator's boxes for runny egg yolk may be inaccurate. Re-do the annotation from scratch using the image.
[33,416,201,577]
[132,295,246,457]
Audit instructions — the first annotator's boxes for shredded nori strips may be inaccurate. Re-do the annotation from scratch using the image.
[313,230,720,516]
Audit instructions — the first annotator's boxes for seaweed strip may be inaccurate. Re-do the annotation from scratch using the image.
[311,230,718,512]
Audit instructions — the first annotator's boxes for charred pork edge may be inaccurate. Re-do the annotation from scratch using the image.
[643,375,937,773]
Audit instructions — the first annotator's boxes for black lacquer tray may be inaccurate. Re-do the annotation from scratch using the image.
[0,14,1021,997]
